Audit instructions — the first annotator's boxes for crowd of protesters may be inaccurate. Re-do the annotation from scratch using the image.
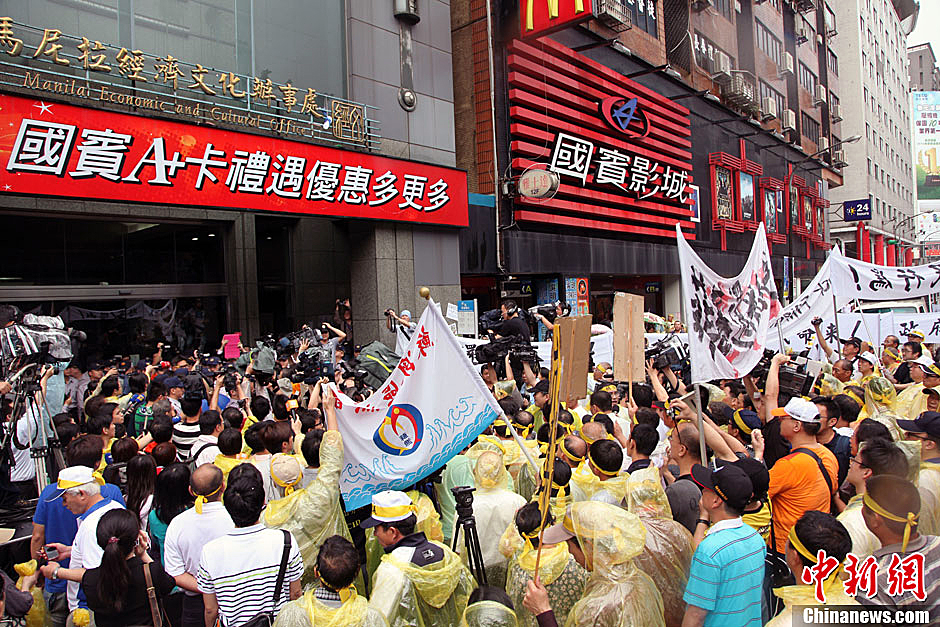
[0,300,936,627]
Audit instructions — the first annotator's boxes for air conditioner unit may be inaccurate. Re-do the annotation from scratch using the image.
[818,136,830,152]
[711,51,732,82]
[795,0,816,13]
[761,97,778,121]
[594,0,632,32]
[814,84,827,106]
[783,109,797,131]
[778,52,795,77]
[691,0,711,11]
[796,22,809,44]
[830,103,843,122]
[832,149,846,167]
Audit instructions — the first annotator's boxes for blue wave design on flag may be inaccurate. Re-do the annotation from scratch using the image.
[426,396,475,449]
[341,405,498,510]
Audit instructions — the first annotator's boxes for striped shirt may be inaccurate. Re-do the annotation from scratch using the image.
[683,517,765,627]
[197,524,303,627]
[859,534,940,625]
[172,421,201,461]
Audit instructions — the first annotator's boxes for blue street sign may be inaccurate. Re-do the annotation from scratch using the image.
[843,199,872,221]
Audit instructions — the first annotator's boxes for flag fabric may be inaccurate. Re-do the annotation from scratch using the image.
[677,223,780,382]
[331,299,501,510]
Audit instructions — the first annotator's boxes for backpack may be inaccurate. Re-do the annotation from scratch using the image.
[187,441,216,472]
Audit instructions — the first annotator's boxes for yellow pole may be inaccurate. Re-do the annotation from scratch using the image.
[534,325,563,581]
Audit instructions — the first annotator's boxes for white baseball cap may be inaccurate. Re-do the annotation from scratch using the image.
[857,351,877,366]
[359,490,416,528]
[46,466,103,501]
[771,397,820,423]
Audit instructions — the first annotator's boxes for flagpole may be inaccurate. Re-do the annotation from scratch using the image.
[832,292,842,351]
[534,326,563,582]
[677,230,709,468]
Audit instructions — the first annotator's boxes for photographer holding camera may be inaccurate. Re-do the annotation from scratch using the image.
[493,301,530,344]
[385,308,416,356]
[531,300,570,337]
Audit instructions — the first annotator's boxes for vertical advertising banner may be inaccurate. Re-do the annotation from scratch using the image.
[913,91,940,243]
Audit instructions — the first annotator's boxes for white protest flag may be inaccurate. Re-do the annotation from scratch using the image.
[677,223,780,381]
[330,299,501,511]
[831,254,940,302]
[768,251,836,351]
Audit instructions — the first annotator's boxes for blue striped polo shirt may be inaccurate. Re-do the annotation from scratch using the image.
[683,518,765,627]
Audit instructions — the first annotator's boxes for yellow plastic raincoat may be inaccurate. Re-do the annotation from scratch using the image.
[263,430,352,587]
[505,541,588,627]
[569,463,629,506]
[625,473,692,627]
[14,560,45,627]
[369,540,476,627]
[212,454,248,481]
[765,582,858,627]
[463,451,527,587]
[461,601,518,627]
[861,378,904,440]
[895,382,926,423]
[816,373,844,397]
[564,502,665,627]
[273,588,388,627]
[918,461,940,537]
[837,494,881,557]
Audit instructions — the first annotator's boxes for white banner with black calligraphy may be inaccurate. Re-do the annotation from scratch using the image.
[677,223,780,382]
[330,299,501,511]
[771,249,940,351]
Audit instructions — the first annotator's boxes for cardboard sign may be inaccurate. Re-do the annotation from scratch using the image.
[612,292,645,382]
[552,315,592,405]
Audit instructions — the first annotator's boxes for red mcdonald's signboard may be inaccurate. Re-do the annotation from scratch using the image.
[0,93,469,227]
[521,0,595,39]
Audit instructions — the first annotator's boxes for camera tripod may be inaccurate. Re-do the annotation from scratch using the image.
[451,486,487,585]
[2,361,66,495]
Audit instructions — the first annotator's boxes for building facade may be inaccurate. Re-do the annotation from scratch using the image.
[0,0,465,357]
[828,0,919,266]
[909,42,940,92]
[455,0,860,325]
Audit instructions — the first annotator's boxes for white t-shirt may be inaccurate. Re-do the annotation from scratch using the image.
[192,434,221,467]
[68,498,125,610]
[8,406,40,482]
[164,502,235,595]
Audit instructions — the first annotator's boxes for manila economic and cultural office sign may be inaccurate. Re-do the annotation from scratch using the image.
[0,93,469,226]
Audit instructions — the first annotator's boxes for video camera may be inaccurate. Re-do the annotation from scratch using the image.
[645,334,689,370]
[527,300,571,323]
[290,351,332,384]
[468,336,540,368]
[778,355,825,399]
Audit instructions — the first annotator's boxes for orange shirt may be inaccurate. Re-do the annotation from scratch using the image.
[768,443,839,553]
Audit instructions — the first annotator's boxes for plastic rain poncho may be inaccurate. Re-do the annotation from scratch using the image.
[564,502,665,627]
[460,601,518,627]
[14,560,45,627]
[765,581,858,627]
[369,540,476,627]
[837,494,881,558]
[895,382,926,423]
[365,489,444,582]
[569,461,629,506]
[862,378,904,440]
[625,472,692,627]
[816,373,844,397]
[264,430,352,587]
[465,451,527,587]
[918,461,940,537]
[439,454,475,544]
[505,540,588,627]
[273,588,388,627]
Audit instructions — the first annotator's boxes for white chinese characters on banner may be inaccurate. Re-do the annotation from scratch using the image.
[331,300,501,511]
[677,223,780,381]
[548,132,690,204]
[5,118,451,213]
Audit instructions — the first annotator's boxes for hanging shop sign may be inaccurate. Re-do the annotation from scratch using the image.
[507,37,694,240]
[843,198,872,221]
[0,18,377,149]
[0,93,468,226]
[517,167,560,199]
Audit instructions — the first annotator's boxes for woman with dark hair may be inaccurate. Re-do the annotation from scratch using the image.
[81,508,176,626]
[147,463,193,564]
[126,453,157,531]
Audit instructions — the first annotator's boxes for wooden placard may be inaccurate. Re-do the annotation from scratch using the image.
[613,292,645,382]
[553,315,593,405]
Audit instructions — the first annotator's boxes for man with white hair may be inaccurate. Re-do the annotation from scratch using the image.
[387,308,417,355]
[39,466,125,614]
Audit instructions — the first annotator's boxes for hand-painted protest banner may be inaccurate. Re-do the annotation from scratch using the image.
[331,300,501,510]
[677,223,780,381]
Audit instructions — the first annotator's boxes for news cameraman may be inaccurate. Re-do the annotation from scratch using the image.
[531,300,570,336]
[494,300,531,343]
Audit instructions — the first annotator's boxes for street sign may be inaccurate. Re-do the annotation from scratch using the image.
[843,198,872,221]
[517,168,560,199]
[457,300,478,338]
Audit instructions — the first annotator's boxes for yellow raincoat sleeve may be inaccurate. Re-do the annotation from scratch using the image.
[264,430,351,586]
[273,591,389,627]
[765,585,858,627]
